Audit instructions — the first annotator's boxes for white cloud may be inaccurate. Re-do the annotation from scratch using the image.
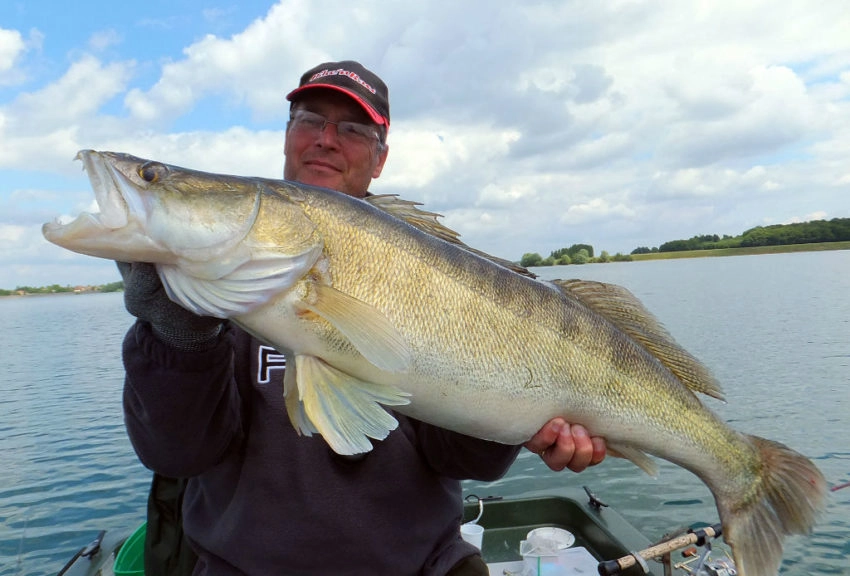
[659,65,814,167]
[377,121,520,193]
[101,127,286,178]
[2,0,850,288]
[476,181,536,208]
[784,211,829,224]
[0,55,135,170]
[0,28,24,72]
[0,27,26,86]
[0,222,26,243]
[124,0,332,123]
[560,197,636,225]
[88,29,122,52]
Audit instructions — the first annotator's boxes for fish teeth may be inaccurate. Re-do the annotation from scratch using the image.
[78,150,129,229]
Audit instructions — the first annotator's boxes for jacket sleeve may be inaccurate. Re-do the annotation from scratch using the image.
[408,417,522,481]
[122,320,244,477]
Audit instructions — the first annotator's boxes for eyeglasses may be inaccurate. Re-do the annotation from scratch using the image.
[289,109,382,147]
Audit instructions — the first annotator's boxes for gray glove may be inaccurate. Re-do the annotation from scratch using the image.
[117,261,223,351]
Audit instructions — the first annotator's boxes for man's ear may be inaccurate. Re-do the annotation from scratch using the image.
[372,145,389,178]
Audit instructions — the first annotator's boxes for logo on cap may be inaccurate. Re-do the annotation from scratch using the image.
[309,68,378,95]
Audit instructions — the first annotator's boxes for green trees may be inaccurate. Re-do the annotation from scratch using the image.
[646,218,850,253]
[520,245,631,267]
[552,244,594,260]
[571,249,590,264]
[739,219,850,247]
[522,217,849,267]
[520,253,544,267]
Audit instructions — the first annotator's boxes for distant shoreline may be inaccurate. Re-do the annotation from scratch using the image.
[0,289,122,298]
[4,241,849,295]
[628,240,850,261]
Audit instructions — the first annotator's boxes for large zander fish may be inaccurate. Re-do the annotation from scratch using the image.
[43,151,826,576]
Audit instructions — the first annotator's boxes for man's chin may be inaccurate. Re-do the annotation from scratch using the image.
[296,170,343,191]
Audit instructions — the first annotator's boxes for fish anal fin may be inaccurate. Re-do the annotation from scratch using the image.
[608,442,659,477]
[294,354,410,455]
[553,279,724,401]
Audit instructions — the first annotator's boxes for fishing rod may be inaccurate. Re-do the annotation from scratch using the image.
[597,523,724,576]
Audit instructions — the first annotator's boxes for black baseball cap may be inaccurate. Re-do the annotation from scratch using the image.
[286,60,390,127]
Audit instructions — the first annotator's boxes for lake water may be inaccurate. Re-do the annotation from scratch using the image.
[1,251,848,575]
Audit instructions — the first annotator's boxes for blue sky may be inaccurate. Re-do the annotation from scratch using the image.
[1,1,849,289]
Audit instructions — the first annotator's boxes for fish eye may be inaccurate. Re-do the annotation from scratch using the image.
[138,161,169,183]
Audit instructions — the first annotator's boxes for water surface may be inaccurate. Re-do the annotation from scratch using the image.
[1,251,848,575]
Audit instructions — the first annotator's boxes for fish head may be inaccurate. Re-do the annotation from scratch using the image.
[43,150,324,317]
[45,150,271,264]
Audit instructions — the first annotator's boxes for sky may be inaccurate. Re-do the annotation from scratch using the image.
[1,1,849,289]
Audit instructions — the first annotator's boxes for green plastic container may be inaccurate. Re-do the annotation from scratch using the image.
[114,522,146,576]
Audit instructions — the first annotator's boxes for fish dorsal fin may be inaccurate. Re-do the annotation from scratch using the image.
[299,283,412,374]
[365,194,536,279]
[552,279,724,401]
[292,354,410,454]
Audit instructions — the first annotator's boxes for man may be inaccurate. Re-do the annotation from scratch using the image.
[120,61,605,575]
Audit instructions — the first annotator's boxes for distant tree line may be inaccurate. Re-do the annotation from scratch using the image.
[0,281,124,296]
[632,217,850,254]
[521,243,633,267]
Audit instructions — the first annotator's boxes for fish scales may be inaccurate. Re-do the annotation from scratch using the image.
[42,151,827,576]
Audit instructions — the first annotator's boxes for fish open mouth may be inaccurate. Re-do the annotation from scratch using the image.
[75,150,138,230]
[41,150,161,261]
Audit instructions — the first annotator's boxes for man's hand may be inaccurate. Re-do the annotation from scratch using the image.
[117,261,223,350]
[524,418,606,472]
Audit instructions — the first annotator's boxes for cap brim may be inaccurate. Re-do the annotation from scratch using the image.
[286,84,388,127]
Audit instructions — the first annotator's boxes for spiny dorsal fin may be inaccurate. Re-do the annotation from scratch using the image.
[552,279,724,400]
[365,194,536,278]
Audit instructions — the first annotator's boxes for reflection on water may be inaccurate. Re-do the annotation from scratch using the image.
[1,251,848,575]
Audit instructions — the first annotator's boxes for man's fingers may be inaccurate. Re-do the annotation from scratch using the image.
[525,420,607,473]
[524,418,565,455]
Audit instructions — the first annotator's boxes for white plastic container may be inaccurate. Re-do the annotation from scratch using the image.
[520,527,599,576]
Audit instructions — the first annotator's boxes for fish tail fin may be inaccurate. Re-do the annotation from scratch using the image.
[718,435,826,576]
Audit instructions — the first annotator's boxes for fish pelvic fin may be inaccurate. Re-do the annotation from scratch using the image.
[292,354,411,455]
[365,194,536,278]
[718,435,827,576]
[552,279,724,401]
[607,442,659,477]
[302,283,412,373]
[283,350,318,437]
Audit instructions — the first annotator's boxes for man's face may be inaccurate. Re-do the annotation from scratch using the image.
[283,90,388,198]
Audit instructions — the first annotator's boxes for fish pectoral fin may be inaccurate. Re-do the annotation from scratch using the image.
[302,283,412,373]
[607,442,659,477]
[294,354,411,455]
[158,241,321,318]
[283,350,318,437]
